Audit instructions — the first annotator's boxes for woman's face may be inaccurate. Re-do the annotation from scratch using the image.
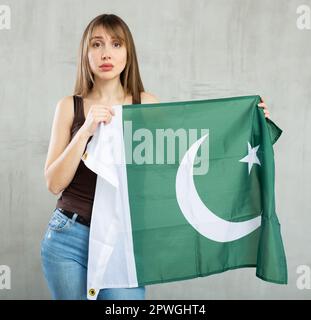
[88,25,127,81]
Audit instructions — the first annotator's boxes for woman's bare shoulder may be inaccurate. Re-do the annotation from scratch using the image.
[140,91,160,104]
[56,95,74,112]
[57,95,74,108]
[53,95,75,125]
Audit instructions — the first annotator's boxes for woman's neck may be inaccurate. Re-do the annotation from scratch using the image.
[88,78,126,104]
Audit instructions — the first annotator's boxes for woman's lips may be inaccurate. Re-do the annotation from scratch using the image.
[99,66,113,71]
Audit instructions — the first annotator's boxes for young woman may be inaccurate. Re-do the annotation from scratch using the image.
[41,13,271,300]
[41,13,159,300]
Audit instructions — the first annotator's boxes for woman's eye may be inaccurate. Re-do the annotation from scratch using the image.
[91,41,121,48]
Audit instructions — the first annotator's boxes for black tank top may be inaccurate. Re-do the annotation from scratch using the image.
[56,93,141,222]
[56,96,96,222]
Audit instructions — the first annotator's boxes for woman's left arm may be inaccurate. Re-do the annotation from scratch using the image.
[141,92,160,104]
[257,97,270,119]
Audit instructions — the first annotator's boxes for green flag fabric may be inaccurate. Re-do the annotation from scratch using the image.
[83,94,287,299]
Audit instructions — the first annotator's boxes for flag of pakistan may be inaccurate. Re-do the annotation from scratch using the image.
[84,95,287,289]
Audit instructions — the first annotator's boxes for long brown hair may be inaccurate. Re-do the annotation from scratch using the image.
[73,14,144,104]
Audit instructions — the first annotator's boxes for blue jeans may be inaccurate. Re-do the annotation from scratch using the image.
[40,208,145,300]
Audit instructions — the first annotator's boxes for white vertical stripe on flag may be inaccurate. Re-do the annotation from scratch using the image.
[82,105,138,300]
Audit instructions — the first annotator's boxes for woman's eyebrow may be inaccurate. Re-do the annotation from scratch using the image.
[90,36,118,41]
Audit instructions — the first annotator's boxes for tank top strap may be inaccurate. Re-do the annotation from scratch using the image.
[73,95,85,122]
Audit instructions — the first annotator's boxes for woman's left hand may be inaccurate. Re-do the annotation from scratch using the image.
[257,97,270,119]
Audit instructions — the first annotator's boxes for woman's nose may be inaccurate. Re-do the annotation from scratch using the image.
[101,51,111,59]
[100,47,111,59]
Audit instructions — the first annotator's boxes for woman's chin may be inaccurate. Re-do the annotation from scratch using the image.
[94,73,118,81]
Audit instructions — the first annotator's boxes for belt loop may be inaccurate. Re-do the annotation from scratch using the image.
[72,213,78,222]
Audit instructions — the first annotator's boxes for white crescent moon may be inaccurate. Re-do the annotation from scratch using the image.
[175,134,261,243]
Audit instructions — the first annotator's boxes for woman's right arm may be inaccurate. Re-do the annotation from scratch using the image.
[44,96,91,195]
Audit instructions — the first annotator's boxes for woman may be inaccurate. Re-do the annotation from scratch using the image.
[41,13,271,300]
[41,13,159,300]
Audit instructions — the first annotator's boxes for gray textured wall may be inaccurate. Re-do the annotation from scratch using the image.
[0,0,310,299]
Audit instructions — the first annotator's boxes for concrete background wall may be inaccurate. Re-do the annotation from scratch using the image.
[0,0,310,299]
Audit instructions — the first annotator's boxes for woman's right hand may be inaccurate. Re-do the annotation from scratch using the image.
[80,104,115,138]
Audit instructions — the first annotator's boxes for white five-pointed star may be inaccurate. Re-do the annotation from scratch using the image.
[239,142,261,174]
